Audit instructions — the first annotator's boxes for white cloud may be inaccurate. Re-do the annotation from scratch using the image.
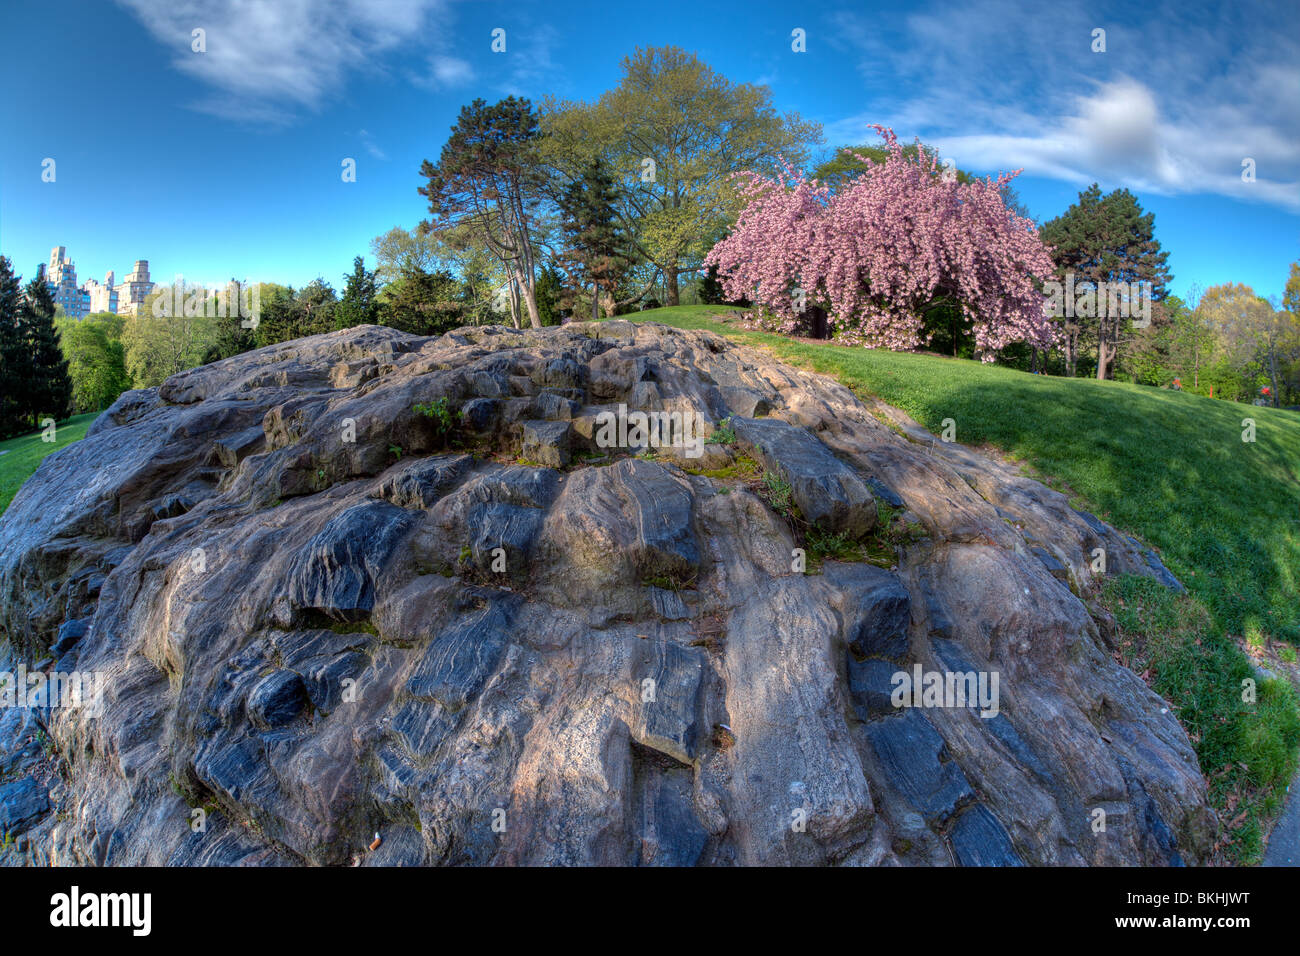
[116,0,447,122]
[824,0,1300,212]
[412,54,475,91]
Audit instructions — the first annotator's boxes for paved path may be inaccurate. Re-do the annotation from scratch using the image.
[1263,773,1300,865]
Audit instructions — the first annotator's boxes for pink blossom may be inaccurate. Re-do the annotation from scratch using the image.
[705,126,1059,360]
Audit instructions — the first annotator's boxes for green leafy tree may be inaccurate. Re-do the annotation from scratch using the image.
[1281,263,1300,403]
[813,142,972,191]
[372,226,445,282]
[124,290,217,386]
[1197,283,1277,403]
[1041,184,1172,379]
[1165,284,1215,392]
[58,313,131,412]
[814,142,1032,223]
[296,278,338,336]
[541,46,822,305]
[1257,297,1300,407]
[1284,261,1300,316]
[1119,295,1184,386]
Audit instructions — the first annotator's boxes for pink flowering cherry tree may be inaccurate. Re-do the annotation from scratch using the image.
[704,126,1059,361]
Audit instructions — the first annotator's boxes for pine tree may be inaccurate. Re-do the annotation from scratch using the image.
[336,255,379,329]
[699,263,726,305]
[533,264,563,325]
[381,268,460,336]
[22,273,72,428]
[558,158,629,321]
[419,97,546,328]
[204,280,258,362]
[0,257,25,436]
[1041,184,1172,379]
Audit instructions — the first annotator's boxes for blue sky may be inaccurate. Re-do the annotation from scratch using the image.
[0,0,1296,301]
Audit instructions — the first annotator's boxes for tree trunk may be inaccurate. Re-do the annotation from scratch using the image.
[510,266,541,329]
[1268,345,1280,407]
[522,283,541,328]
[613,270,662,309]
[591,284,600,323]
[508,282,521,329]
[1096,315,1112,380]
[664,266,679,306]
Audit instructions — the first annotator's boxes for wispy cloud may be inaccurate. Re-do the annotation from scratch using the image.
[411,53,476,91]
[116,0,447,122]
[824,0,1300,211]
[494,23,564,98]
[358,129,387,161]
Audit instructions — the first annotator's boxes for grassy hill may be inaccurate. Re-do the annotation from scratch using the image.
[0,412,98,515]
[623,304,1300,863]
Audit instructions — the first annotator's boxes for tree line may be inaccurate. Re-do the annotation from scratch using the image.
[6,44,1299,436]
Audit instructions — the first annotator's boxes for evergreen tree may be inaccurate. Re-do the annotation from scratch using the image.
[251,284,297,349]
[534,263,564,325]
[1041,184,1172,379]
[558,157,629,321]
[251,280,336,348]
[295,278,338,337]
[0,257,25,436]
[204,280,258,362]
[21,272,72,428]
[381,268,461,336]
[420,97,547,328]
[699,263,726,305]
[336,255,379,329]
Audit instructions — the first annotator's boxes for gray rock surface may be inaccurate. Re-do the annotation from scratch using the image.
[0,321,1213,866]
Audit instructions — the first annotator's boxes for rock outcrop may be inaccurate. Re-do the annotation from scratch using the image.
[0,321,1214,866]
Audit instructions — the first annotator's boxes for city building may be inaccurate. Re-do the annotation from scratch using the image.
[44,247,155,318]
[84,270,119,314]
[47,246,89,318]
[114,260,154,315]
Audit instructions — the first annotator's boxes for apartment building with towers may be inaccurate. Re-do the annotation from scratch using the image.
[114,260,153,315]
[46,246,88,317]
[44,247,153,318]
[84,270,119,314]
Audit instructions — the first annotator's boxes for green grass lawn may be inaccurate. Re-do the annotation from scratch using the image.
[622,304,1300,863]
[0,412,98,515]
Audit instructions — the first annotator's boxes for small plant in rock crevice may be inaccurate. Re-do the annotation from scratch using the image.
[413,397,459,447]
[706,416,737,446]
